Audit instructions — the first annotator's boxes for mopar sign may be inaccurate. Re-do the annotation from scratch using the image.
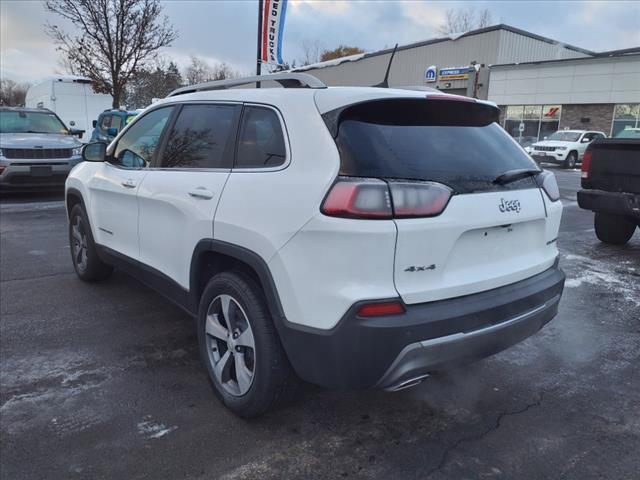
[438,67,470,81]
[425,65,437,82]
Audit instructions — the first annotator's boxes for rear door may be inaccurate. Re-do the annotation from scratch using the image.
[136,102,241,289]
[333,97,559,304]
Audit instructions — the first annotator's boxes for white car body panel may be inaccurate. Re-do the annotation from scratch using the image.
[268,215,399,330]
[86,162,148,260]
[137,170,230,289]
[214,97,338,262]
[393,189,559,305]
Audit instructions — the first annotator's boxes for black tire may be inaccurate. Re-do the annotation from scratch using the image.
[564,151,577,169]
[197,271,297,418]
[69,204,113,281]
[594,212,636,245]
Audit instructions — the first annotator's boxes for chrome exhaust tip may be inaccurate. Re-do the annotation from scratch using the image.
[384,373,430,392]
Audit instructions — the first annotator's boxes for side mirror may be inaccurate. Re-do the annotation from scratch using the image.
[581,137,591,143]
[69,128,85,139]
[543,136,548,140]
[92,120,97,128]
[107,127,118,137]
[82,142,107,162]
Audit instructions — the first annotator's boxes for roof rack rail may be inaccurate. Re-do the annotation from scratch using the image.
[168,73,326,97]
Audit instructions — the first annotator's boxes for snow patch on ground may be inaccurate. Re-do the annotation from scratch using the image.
[137,416,177,439]
[562,253,640,306]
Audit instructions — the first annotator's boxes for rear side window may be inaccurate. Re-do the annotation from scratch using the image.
[236,106,286,168]
[331,99,539,193]
[160,104,238,169]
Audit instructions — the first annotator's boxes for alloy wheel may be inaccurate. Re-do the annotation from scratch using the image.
[71,215,88,272]
[205,294,256,396]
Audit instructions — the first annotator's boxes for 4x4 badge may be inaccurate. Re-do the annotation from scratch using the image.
[405,265,436,272]
[499,198,521,213]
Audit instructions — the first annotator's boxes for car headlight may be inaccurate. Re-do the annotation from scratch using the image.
[556,146,567,151]
[72,146,82,156]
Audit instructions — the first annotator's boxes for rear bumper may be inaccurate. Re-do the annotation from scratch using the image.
[278,259,565,389]
[577,189,640,220]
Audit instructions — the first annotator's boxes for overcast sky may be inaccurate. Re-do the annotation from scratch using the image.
[1,0,639,83]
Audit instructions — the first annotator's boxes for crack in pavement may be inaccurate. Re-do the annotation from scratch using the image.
[427,392,545,477]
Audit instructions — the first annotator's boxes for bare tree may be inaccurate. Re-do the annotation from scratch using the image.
[45,0,177,108]
[300,40,323,66]
[184,56,239,85]
[0,79,31,107]
[184,55,213,85]
[438,7,494,35]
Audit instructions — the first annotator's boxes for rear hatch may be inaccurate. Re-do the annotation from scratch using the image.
[583,139,640,194]
[328,96,559,304]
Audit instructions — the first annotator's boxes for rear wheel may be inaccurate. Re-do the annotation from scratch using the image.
[564,151,577,169]
[197,271,297,418]
[594,212,636,245]
[69,204,113,281]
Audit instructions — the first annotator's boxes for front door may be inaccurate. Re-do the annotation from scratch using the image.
[137,103,241,289]
[87,106,175,260]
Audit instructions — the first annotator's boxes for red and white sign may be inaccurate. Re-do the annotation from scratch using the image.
[261,0,288,65]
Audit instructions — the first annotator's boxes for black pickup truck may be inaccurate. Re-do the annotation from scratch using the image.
[577,128,640,245]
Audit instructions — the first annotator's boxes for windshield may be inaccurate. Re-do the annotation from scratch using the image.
[0,111,68,134]
[615,128,640,139]
[546,131,581,142]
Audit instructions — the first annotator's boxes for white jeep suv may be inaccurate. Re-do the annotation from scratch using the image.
[527,130,606,168]
[65,73,565,417]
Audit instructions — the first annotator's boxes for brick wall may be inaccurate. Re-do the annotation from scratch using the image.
[559,104,614,135]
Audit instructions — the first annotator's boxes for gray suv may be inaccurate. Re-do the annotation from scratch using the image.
[0,107,84,189]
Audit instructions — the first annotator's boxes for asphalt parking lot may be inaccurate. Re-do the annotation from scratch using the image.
[1,168,639,479]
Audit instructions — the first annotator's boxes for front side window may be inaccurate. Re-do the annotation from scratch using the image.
[100,115,112,129]
[235,106,286,168]
[160,104,238,169]
[113,107,173,168]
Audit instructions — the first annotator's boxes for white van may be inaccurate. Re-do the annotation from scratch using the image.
[25,76,112,142]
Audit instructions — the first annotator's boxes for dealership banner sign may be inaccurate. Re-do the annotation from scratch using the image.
[438,67,470,81]
[261,0,288,65]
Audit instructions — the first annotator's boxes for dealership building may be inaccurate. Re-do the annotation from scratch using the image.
[292,25,640,144]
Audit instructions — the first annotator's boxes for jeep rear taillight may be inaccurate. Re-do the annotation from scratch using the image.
[321,177,452,219]
[581,149,593,179]
[388,181,452,218]
[321,178,393,219]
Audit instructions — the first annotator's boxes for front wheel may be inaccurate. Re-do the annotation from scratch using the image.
[197,271,297,418]
[564,151,577,169]
[69,204,113,281]
[594,212,636,245]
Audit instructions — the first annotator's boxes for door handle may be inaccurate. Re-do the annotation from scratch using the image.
[121,179,137,189]
[188,187,214,200]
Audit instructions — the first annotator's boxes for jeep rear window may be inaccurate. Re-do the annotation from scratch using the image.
[329,98,539,193]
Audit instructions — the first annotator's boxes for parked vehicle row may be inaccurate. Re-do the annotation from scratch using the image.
[65,73,565,417]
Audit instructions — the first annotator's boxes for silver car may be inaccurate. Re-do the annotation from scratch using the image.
[0,107,84,189]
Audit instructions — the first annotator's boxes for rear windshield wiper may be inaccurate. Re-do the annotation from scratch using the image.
[493,168,541,185]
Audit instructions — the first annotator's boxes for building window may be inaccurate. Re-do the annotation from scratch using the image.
[611,104,639,137]
[503,105,561,147]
